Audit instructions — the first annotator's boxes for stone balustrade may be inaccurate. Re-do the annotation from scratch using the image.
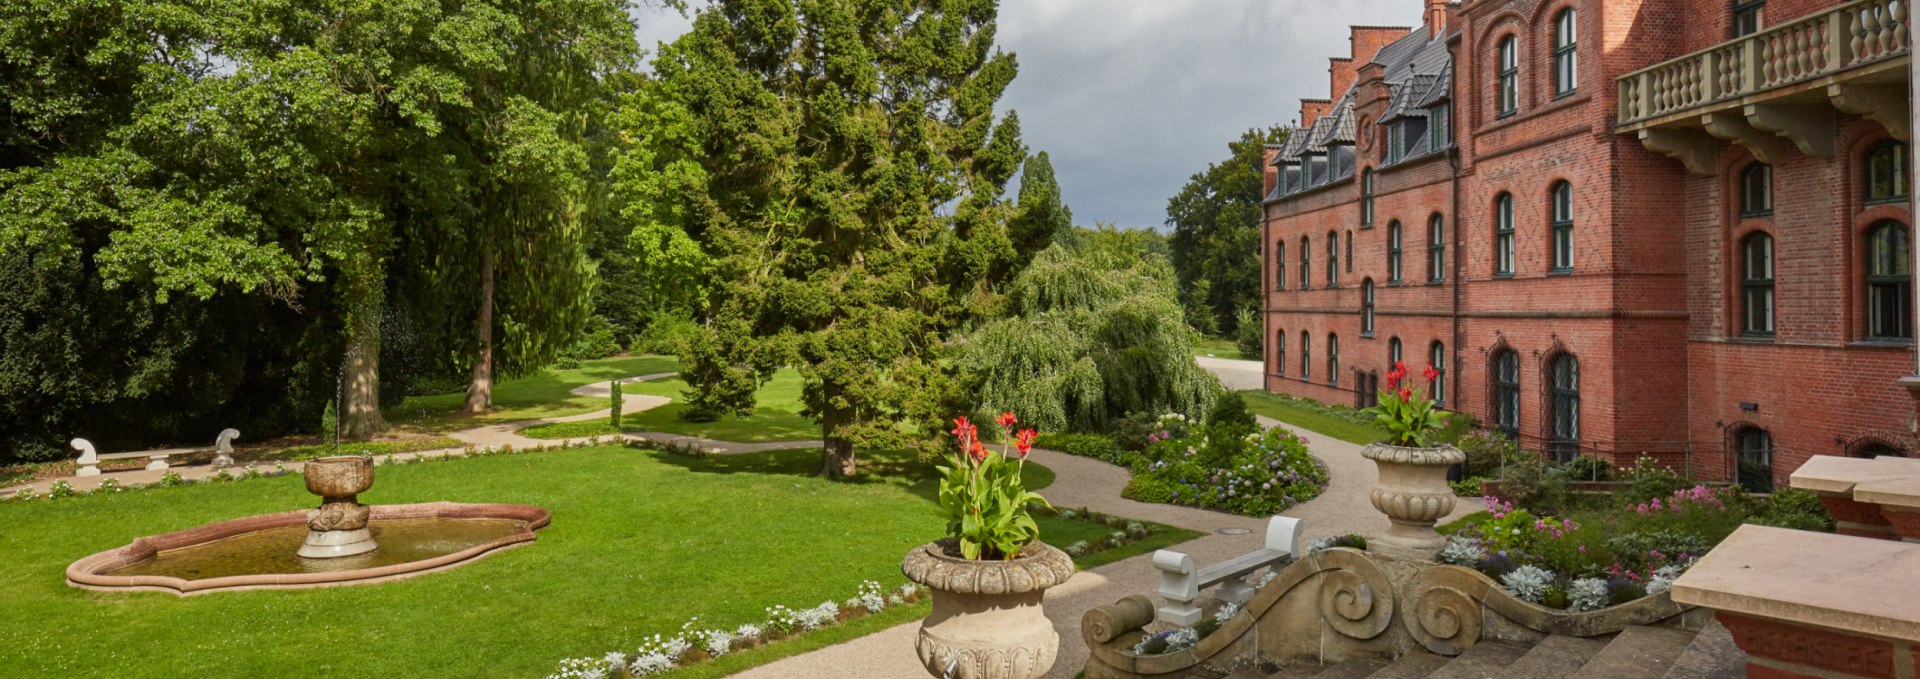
[1149,516,1302,626]
[1790,455,1920,541]
[1671,524,1920,678]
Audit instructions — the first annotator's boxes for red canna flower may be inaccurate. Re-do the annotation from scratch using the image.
[951,417,978,453]
[1423,364,1440,382]
[996,412,1018,431]
[1399,387,1414,401]
[970,440,989,462]
[1015,429,1038,458]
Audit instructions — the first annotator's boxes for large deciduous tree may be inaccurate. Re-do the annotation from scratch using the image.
[652,0,1026,478]
[1165,126,1288,337]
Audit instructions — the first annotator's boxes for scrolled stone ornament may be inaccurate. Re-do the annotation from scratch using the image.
[1311,548,1396,640]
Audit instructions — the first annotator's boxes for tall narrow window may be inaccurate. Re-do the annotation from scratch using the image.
[1496,36,1518,117]
[1550,181,1574,272]
[1361,170,1375,227]
[1301,237,1311,289]
[1732,0,1765,38]
[1361,280,1376,335]
[1328,232,1340,286]
[1327,334,1340,386]
[1492,349,1520,441]
[1387,123,1406,164]
[1866,141,1909,204]
[1742,233,1776,336]
[1275,242,1287,290]
[1429,341,1447,406]
[1346,230,1353,272]
[1740,163,1773,216]
[1735,426,1773,493]
[1389,337,1403,365]
[1301,332,1311,379]
[1548,354,1580,462]
[1388,221,1404,283]
[1429,215,1446,282]
[1275,331,1287,376]
[1431,104,1451,148]
[1867,221,1913,340]
[1553,10,1578,97]
[1495,193,1515,276]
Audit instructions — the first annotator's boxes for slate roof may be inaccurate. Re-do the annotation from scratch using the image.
[1268,26,1451,175]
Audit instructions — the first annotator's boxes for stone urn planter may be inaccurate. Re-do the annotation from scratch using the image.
[1361,442,1466,560]
[901,539,1075,679]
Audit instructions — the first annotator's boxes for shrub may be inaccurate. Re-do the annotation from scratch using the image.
[553,356,582,370]
[1618,455,1690,504]
[1749,487,1835,532]
[1498,451,1568,516]
[1556,454,1612,482]
[1124,425,1326,516]
[48,480,76,499]
[631,311,698,356]
[1233,308,1261,359]
[569,316,622,360]
[1451,476,1489,497]
[610,380,624,429]
[321,400,339,445]
[1455,430,1514,479]
[1111,412,1163,451]
[1033,433,1134,467]
[1204,392,1258,443]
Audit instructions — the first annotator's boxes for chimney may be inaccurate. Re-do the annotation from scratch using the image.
[1427,0,1450,38]
[1262,147,1280,198]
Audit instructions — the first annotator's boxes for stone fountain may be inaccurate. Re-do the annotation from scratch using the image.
[298,456,379,558]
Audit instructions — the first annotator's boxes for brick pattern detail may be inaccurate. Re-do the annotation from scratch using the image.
[1260,0,1917,486]
[1880,508,1920,541]
[1719,612,1902,678]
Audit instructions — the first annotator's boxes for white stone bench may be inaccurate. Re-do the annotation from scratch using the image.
[72,429,240,477]
[1151,516,1303,626]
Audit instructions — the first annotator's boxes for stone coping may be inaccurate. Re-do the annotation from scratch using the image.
[66,502,550,596]
[1670,524,1920,641]
[1790,455,1920,502]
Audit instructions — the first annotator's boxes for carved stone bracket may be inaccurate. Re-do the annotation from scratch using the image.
[1702,111,1794,164]
[1746,103,1837,157]
[1828,83,1910,142]
[1638,128,1718,175]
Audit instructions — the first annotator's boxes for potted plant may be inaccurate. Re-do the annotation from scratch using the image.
[901,414,1075,679]
[1360,362,1465,559]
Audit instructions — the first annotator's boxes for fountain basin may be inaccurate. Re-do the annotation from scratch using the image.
[66,502,550,596]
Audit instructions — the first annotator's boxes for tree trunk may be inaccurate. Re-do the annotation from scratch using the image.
[817,382,859,479]
[464,248,495,414]
[340,281,388,441]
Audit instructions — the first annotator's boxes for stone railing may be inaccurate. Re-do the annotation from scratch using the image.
[1618,0,1909,124]
[1150,516,1301,626]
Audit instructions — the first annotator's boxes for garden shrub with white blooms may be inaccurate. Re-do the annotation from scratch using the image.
[1121,401,1327,517]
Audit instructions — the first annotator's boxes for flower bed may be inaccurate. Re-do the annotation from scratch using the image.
[1122,424,1326,517]
[1437,483,1833,611]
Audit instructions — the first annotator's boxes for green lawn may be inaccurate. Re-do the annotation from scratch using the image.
[520,368,819,443]
[1238,390,1386,445]
[0,446,1188,678]
[388,355,681,429]
[1193,335,1250,359]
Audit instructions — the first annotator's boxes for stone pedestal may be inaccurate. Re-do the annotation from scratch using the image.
[1361,442,1466,561]
[299,456,378,559]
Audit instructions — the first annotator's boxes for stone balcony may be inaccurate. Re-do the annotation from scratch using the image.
[1615,0,1910,174]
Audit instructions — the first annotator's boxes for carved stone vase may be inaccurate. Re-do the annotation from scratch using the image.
[901,539,1075,679]
[299,455,378,558]
[1362,442,1466,560]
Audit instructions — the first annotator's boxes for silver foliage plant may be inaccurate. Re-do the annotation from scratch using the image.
[1500,565,1555,603]
[1568,577,1609,612]
[1437,535,1487,566]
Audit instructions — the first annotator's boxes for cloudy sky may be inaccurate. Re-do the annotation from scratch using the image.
[631,0,1421,229]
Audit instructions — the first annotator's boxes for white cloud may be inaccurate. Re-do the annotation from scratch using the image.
[627,0,1423,228]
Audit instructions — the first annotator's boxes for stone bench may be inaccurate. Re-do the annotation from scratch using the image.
[1151,515,1303,626]
[72,429,240,477]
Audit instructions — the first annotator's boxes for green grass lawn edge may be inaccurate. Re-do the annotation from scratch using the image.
[1237,390,1385,446]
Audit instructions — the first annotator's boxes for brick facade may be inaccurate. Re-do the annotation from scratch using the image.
[1261,0,1917,489]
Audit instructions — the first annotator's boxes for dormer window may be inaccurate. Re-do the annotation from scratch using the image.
[1386,123,1405,164]
[1430,104,1451,148]
[1309,154,1328,185]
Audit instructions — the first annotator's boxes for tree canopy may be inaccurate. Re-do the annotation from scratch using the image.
[1165,126,1287,337]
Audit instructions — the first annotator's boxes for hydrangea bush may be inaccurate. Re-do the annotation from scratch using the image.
[1122,425,1327,517]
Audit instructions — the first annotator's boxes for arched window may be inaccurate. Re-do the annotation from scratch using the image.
[1327,333,1340,386]
[1361,170,1375,227]
[1548,354,1580,462]
[1851,441,1907,458]
[1301,331,1311,379]
[1328,231,1340,286]
[1742,232,1775,336]
[1301,236,1311,289]
[1866,140,1909,204]
[1866,221,1912,339]
[1553,10,1578,97]
[1429,341,1447,406]
[1740,163,1773,216]
[1550,181,1574,271]
[1733,0,1765,38]
[1389,337,1403,365]
[1494,193,1515,276]
[1496,35,1518,117]
[1734,426,1773,493]
[1429,214,1446,283]
[1275,330,1287,376]
[1492,348,1521,441]
[1362,279,1376,335]
[1388,221,1404,283]
[1275,241,1287,290]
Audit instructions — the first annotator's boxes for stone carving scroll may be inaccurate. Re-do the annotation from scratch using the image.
[1312,549,1395,640]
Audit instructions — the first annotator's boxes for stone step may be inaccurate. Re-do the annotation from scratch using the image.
[1308,657,1391,678]
[1252,666,1313,679]
[1569,625,1697,679]
[1497,634,1610,678]
[1661,620,1746,679]
[1424,640,1529,679]
[1363,653,1449,679]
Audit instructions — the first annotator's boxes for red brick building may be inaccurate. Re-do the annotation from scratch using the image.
[1261,0,1916,491]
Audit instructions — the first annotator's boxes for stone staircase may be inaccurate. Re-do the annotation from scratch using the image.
[1213,620,1744,679]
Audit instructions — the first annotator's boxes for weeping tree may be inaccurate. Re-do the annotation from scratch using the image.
[957,227,1220,433]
